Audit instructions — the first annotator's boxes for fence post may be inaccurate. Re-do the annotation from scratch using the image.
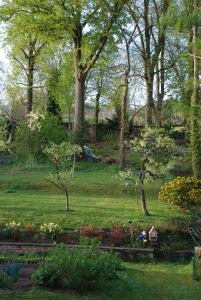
[193,254,198,280]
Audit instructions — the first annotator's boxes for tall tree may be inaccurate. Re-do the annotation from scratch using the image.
[166,0,201,176]
[119,28,134,168]
[0,3,49,114]
[1,1,127,141]
[190,0,201,177]
[128,0,169,127]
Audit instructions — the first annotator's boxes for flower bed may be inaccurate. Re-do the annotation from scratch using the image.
[0,221,194,252]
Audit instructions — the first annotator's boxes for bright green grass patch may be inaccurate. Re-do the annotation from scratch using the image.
[0,262,200,300]
[0,162,189,228]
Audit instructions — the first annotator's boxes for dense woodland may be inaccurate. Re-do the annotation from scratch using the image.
[0,0,200,173]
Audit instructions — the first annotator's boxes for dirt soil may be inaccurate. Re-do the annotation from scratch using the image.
[1,263,37,291]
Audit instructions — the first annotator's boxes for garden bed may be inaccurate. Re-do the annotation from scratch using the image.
[0,262,37,291]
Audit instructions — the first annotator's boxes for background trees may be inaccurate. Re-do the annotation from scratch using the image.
[0,0,200,178]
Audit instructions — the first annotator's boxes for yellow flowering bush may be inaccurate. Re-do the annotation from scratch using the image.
[159,176,201,208]
[40,223,62,239]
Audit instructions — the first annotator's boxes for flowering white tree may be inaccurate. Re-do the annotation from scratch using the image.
[119,129,181,215]
[27,111,45,131]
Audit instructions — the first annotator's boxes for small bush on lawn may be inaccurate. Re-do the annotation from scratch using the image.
[32,238,123,291]
[159,176,201,209]
[0,272,14,288]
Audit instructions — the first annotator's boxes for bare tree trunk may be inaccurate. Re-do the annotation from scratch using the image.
[144,0,154,128]
[190,1,201,178]
[155,35,165,128]
[65,189,69,211]
[140,186,148,215]
[94,91,101,143]
[128,0,169,128]
[119,73,129,168]
[71,3,125,142]
[145,75,154,127]
[73,22,86,143]
[119,29,133,168]
[73,71,86,142]
[27,62,34,114]
[139,160,149,215]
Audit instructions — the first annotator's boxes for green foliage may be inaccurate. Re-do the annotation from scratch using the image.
[0,272,14,288]
[46,52,74,116]
[117,129,180,196]
[44,142,82,210]
[117,129,181,215]
[14,113,66,162]
[159,176,201,209]
[131,128,181,176]
[44,142,82,169]
[0,123,9,152]
[32,239,123,291]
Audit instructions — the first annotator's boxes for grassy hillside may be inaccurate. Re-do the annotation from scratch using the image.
[0,162,189,228]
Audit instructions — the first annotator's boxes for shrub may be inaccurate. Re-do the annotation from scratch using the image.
[32,239,123,291]
[159,176,201,209]
[14,113,66,163]
[109,225,126,246]
[0,272,14,288]
[79,226,104,240]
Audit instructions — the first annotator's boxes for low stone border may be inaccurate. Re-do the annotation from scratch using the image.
[0,241,154,258]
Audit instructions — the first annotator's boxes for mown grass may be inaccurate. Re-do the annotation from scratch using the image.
[0,161,190,228]
[0,262,200,300]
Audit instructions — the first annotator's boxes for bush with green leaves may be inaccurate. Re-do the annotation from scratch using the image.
[159,176,201,209]
[14,112,66,162]
[32,239,123,291]
[0,272,14,288]
[0,122,10,153]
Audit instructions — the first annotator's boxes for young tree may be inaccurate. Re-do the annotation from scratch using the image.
[44,142,82,211]
[119,128,180,215]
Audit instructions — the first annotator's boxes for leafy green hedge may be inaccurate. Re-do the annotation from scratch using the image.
[32,238,123,291]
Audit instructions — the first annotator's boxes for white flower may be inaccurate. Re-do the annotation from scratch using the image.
[26,111,45,132]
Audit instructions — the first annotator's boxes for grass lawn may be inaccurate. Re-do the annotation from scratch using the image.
[0,262,200,300]
[0,162,189,228]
